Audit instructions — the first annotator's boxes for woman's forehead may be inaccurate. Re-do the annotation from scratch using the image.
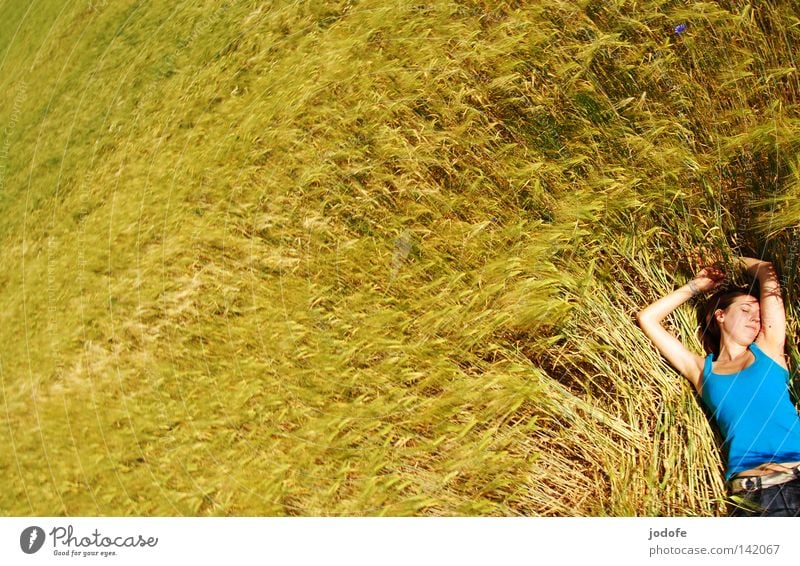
[732,294,759,306]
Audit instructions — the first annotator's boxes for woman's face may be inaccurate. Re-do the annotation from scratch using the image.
[716,294,761,345]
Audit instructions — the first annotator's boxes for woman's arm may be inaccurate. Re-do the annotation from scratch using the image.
[636,268,723,390]
[740,257,786,355]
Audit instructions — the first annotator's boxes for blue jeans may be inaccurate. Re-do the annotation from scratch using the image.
[728,478,800,516]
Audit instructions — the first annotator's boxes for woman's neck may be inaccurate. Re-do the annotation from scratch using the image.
[716,340,750,363]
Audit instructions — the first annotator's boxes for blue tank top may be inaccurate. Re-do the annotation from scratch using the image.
[701,342,800,480]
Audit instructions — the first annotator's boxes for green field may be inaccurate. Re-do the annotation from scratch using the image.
[2,0,800,516]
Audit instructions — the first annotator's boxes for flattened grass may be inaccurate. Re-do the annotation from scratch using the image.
[2,0,800,515]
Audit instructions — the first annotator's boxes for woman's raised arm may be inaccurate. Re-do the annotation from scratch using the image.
[740,256,786,355]
[637,267,724,390]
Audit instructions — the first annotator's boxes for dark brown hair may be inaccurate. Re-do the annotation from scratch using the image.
[697,287,759,359]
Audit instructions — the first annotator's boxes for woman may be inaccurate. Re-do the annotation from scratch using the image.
[637,256,800,516]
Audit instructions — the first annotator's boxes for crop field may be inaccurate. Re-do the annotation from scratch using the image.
[1,0,800,516]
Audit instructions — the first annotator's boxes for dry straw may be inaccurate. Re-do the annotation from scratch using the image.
[1,0,799,515]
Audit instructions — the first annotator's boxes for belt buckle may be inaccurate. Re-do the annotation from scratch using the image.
[744,477,759,492]
[739,476,761,493]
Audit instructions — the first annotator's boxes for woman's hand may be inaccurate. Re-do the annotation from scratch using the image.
[689,266,725,295]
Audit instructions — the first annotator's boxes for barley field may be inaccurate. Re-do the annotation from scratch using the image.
[1,0,800,516]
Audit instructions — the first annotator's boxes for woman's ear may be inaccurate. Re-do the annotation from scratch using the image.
[714,308,724,324]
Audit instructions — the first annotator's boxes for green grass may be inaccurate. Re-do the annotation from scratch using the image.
[2,0,800,516]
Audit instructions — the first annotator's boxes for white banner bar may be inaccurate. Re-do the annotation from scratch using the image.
[0,517,795,565]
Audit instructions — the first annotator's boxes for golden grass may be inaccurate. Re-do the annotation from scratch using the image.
[1,0,800,516]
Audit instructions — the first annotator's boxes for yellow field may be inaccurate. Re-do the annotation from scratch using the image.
[1,0,799,516]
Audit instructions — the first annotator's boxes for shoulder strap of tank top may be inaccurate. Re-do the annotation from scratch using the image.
[748,341,770,366]
[749,341,789,375]
[703,353,713,378]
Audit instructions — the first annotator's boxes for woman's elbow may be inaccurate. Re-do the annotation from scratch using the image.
[636,309,662,330]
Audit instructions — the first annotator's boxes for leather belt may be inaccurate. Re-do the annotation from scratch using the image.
[728,466,800,494]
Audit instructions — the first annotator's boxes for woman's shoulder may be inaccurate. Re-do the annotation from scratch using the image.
[751,339,789,371]
[694,353,712,394]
